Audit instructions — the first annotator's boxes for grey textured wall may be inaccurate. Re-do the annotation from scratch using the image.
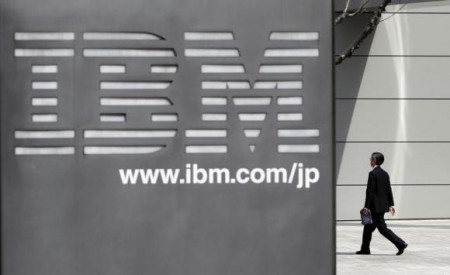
[336,1,450,220]
[1,0,334,274]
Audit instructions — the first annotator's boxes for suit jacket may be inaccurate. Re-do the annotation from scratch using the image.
[364,166,394,213]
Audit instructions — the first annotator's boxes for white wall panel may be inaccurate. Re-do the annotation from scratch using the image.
[336,100,450,141]
[335,1,449,13]
[336,13,450,56]
[370,13,450,56]
[336,57,450,99]
[337,143,450,185]
[337,185,450,220]
[386,0,450,13]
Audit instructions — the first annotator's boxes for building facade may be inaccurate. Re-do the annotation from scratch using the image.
[336,0,450,220]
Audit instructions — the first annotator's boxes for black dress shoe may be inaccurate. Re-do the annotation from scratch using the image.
[396,243,408,255]
[356,250,371,255]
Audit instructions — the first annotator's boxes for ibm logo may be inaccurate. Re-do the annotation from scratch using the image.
[12,31,320,156]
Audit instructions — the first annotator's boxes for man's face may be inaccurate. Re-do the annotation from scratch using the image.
[370,157,376,167]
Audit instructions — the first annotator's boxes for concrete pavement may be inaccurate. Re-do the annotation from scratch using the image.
[337,219,450,275]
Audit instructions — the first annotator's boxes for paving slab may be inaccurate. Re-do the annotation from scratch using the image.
[337,219,450,275]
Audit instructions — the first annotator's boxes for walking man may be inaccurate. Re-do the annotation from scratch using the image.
[356,152,408,255]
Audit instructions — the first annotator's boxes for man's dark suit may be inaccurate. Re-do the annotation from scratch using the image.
[360,166,406,252]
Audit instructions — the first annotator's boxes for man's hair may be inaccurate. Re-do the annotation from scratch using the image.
[371,152,384,166]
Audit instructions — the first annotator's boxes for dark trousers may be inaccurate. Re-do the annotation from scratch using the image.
[361,212,405,251]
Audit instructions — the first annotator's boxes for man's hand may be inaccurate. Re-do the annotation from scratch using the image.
[389,206,396,216]
[361,207,370,214]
